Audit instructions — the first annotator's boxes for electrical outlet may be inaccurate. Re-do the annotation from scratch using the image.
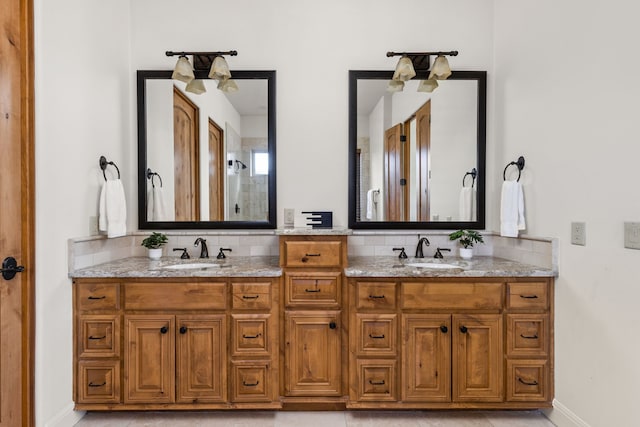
[624,222,640,250]
[284,208,295,227]
[571,222,586,246]
[89,216,99,235]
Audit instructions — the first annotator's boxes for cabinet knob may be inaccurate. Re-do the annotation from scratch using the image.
[179,326,187,334]
[160,326,169,334]
[459,325,468,333]
[440,325,448,333]
[329,321,337,329]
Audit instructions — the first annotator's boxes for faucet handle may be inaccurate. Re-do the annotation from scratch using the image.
[434,248,451,259]
[393,247,408,259]
[217,247,232,259]
[173,247,190,259]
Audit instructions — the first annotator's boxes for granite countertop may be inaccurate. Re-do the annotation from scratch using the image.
[345,256,555,278]
[69,256,282,279]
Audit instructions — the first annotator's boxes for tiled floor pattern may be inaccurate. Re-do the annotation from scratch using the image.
[75,410,556,426]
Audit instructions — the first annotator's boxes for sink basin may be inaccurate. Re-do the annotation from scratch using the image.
[405,262,460,269]
[161,263,227,270]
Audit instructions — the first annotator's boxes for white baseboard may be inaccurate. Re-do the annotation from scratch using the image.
[543,399,591,427]
[43,402,85,427]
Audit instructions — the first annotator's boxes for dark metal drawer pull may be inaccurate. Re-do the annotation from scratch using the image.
[369,334,385,339]
[242,295,259,299]
[305,253,321,257]
[243,380,259,387]
[518,377,539,386]
[520,333,539,339]
[87,296,106,300]
[88,381,106,387]
[242,333,262,339]
[369,380,385,385]
[520,295,539,299]
[368,295,385,299]
[88,335,106,340]
[305,288,321,293]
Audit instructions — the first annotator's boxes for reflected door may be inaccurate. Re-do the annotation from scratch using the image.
[173,87,200,221]
[415,100,431,221]
[384,123,408,221]
[208,118,224,221]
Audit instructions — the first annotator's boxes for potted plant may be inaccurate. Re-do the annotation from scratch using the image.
[448,229,484,259]
[141,232,168,260]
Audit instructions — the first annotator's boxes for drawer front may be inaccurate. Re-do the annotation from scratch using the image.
[231,361,272,402]
[77,360,121,404]
[283,241,342,267]
[231,282,272,310]
[355,359,397,402]
[402,282,503,310]
[286,272,340,307]
[77,283,120,311]
[506,359,550,402]
[507,314,549,357]
[507,282,549,310]
[124,282,226,310]
[78,315,120,358]
[232,314,271,357]
[355,314,397,356]
[355,282,397,310]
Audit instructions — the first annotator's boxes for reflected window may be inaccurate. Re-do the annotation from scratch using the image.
[252,149,268,176]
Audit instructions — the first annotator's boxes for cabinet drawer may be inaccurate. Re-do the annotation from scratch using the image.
[355,282,397,310]
[231,282,272,310]
[231,361,272,402]
[232,314,271,357]
[507,314,549,357]
[124,282,226,310]
[285,272,341,307]
[355,359,397,402]
[283,240,343,267]
[355,314,397,356]
[506,359,550,402]
[401,282,503,310]
[78,315,120,358]
[77,283,120,311]
[507,282,549,310]
[77,360,121,404]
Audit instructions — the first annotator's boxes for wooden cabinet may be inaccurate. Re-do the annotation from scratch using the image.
[73,277,279,410]
[280,235,347,404]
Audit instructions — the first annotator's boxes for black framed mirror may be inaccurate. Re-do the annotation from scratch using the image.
[348,70,486,229]
[137,70,276,229]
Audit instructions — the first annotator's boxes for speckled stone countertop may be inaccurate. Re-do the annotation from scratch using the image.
[69,256,281,278]
[345,256,555,278]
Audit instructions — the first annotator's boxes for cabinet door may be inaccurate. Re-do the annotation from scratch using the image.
[402,315,451,402]
[284,311,341,396]
[453,314,503,402]
[124,316,175,403]
[176,315,226,403]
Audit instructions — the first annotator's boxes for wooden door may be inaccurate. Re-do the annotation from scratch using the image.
[207,118,224,221]
[453,314,503,402]
[415,100,431,221]
[124,316,175,403]
[173,87,200,221]
[0,0,34,425]
[402,315,451,402]
[383,123,407,221]
[284,311,341,396]
[176,315,226,403]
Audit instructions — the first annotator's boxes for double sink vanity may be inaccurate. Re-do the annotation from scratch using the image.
[71,232,554,411]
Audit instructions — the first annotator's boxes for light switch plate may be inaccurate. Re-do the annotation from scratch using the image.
[89,216,99,235]
[624,222,640,250]
[284,208,295,227]
[571,222,586,246]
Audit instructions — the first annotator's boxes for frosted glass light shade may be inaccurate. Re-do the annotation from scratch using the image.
[185,79,206,94]
[392,56,416,82]
[429,55,452,80]
[171,56,195,83]
[417,78,438,93]
[217,78,239,92]
[208,56,232,81]
[387,79,405,92]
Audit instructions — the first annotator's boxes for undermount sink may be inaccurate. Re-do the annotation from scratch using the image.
[161,262,228,270]
[405,262,460,269]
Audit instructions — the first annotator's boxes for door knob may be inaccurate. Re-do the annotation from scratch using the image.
[1,257,25,280]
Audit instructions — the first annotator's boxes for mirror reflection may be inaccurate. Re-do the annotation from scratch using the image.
[349,70,486,229]
[137,70,276,229]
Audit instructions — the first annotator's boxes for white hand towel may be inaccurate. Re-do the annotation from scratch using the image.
[458,187,476,221]
[500,181,525,237]
[151,186,168,221]
[98,179,127,238]
[366,189,376,220]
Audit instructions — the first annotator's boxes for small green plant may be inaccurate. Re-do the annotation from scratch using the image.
[141,232,168,249]
[448,230,484,249]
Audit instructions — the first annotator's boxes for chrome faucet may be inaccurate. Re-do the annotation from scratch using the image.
[415,237,430,258]
[194,237,209,259]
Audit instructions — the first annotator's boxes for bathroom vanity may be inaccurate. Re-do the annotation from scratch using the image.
[71,235,554,411]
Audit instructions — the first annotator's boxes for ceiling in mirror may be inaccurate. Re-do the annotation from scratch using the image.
[137,69,276,229]
[348,70,486,230]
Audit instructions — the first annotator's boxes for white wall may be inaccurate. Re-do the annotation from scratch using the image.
[494,1,640,426]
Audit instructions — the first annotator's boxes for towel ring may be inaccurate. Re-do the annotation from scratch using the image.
[462,168,477,187]
[503,156,525,182]
[146,168,163,188]
[99,156,120,181]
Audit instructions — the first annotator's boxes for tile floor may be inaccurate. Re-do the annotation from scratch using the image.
[75,410,556,426]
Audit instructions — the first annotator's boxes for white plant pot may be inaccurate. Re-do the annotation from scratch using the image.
[148,248,163,260]
[459,248,473,259]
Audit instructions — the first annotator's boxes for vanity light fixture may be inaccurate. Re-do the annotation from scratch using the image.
[166,50,239,94]
[386,50,458,93]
